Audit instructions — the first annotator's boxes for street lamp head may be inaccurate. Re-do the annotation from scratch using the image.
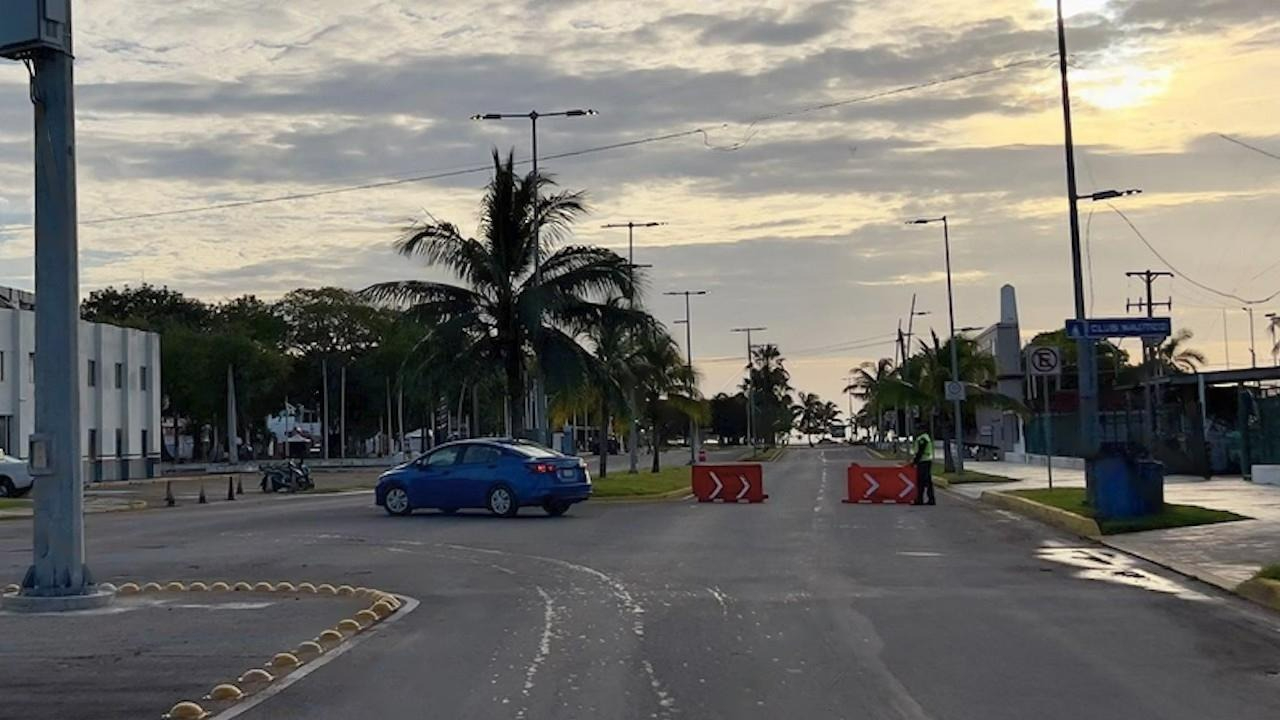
[1082,188,1142,202]
[565,109,598,117]
[471,113,503,121]
[906,217,945,225]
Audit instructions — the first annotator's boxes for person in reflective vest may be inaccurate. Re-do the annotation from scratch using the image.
[911,432,936,506]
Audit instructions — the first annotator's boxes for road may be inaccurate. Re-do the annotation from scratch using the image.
[4,446,1280,719]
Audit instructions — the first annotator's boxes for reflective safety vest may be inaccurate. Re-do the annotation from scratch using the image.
[915,433,933,461]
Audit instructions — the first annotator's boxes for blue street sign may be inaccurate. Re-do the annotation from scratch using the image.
[1065,317,1172,340]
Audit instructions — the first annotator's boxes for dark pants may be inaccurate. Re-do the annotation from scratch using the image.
[914,461,935,505]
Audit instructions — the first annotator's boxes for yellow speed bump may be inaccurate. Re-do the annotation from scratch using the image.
[237,669,274,687]
[165,581,187,592]
[163,701,209,720]
[316,583,337,595]
[354,609,379,627]
[369,602,393,619]
[336,584,356,597]
[354,586,371,597]
[295,640,324,660]
[209,581,231,592]
[188,582,209,592]
[141,582,163,592]
[336,619,362,635]
[316,629,344,648]
[3,583,19,594]
[97,582,117,593]
[268,652,301,671]
[204,684,244,702]
[274,581,297,593]
[297,582,317,593]
[252,582,274,593]
[118,582,140,594]
[233,582,252,592]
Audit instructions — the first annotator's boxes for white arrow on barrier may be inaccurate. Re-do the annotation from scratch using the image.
[708,471,724,500]
[897,472,916,499]
[736,475,751,501]
[862,473,880,498]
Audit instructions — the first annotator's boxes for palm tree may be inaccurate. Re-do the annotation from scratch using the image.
[632,324,703,472]
[845,358,896,443]
[577,297,649,477]
[1155,328,1207,374]
[745,344,794,447]
[362,150,635,436]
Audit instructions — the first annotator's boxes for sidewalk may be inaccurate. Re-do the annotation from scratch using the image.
[949,457,1280,590]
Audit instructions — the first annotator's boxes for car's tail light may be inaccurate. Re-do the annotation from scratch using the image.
[531,463,558,474]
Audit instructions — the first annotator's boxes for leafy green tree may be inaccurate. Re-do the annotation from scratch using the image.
[362,150,635,436]
[710,393,747,445]
[796,393,841,446]
[82,283,212,331]
[631,324,703,472]
[744,344,795,447]
[1154,328,1207,374]
[845,358,896,443]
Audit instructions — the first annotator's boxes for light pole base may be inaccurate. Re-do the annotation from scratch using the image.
[1,588,115,613]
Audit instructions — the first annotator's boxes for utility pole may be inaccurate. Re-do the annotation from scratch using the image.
[604,220,664,474]
[903,294,930,440]
[321,359,330,460]
[732,327,766,450]
[1126,270,1172,449]
[3,2,111,610]
[666,290,708,465]
[1243,307,1258,369]
[339,365,347,459]
[1267,313,1278,367]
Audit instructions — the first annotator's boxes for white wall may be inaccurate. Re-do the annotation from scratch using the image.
[0,305,161,479]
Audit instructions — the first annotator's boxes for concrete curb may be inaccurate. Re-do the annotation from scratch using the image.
[1236,578,1280,613]
[980,490,1102,539]
[593,487,693,504]
[0,499,148,522]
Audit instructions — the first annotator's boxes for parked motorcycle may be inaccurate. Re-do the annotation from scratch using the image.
[260,460,314,493]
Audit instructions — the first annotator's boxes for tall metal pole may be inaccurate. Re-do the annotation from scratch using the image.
[529,113,549,445]
[942,217,965,475]
[732,327,766,449]
[226,365,237,464]
[13,7,108,607]
[339,365,347,459]
[1057,0,1100,476]
[1245,307,1257,369]
[905,293,918,440]
[1043,375,1055,490]
[627,222,639,473]
[667,291,707,464]
[321,359,329,460]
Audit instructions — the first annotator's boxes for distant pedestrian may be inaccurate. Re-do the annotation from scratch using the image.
[911,432,935,506]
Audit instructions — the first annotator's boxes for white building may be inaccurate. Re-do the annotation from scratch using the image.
[0,286,162,481]
[973,284,1026,454]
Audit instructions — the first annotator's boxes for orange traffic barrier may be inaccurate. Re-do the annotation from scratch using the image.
[692,464,767,503]
[844,464,918,504]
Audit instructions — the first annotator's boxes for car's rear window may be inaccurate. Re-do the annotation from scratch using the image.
[503,442,561,459]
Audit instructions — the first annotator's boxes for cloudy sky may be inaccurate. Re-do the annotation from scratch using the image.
[1,0,1279,405]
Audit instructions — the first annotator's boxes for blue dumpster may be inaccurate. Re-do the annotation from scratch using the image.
[1094,453,1164,519]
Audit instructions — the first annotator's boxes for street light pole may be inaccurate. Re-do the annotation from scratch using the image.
[604,220,664,473]
[732,327,767,450]
[4,4,110,610]
[1267,313,1279,366]
[906,216,964,474]
[472,108,597,445]
[667,290,708,464]
[1244,307,1258,369]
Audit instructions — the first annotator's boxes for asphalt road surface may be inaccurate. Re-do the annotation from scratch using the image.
[4,446,1280,719]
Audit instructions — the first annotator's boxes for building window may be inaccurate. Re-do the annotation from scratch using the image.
[140,366,149,391]
[88,429,98,460]
[0,415,11,454]
[141,429,149,458]
[0,350,5,382]
[114,362,124,389]
[28,353,34,383]
[115,428,124,459]
[87,359,97,388]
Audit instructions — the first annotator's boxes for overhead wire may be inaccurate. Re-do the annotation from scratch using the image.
[1108,204,1280,306]
[0,52,1053,233]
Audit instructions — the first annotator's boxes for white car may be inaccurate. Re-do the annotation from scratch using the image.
[0,451,33,498]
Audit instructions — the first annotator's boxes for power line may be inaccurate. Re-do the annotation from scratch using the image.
[1108,204,1280,306]
[0,53,1051,233]
[1218,133,1280,162]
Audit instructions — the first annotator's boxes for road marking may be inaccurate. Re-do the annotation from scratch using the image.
[211,595,420,720]
[706,586,728,615]
[515,587,558,719]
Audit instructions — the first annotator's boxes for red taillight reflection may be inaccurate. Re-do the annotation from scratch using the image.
[531,463,558,474]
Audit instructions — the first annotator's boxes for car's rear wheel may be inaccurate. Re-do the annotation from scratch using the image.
[543,500,571,517]
[487,485,518,518]
[0,477,15,498]
[383,486,412,516]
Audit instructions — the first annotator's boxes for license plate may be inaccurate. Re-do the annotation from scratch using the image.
[559,468,577,480]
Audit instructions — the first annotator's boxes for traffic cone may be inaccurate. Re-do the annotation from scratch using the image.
[226,476,235,501]
[236,477,244,495]
[198,484,207,504]
[164,481,175,507]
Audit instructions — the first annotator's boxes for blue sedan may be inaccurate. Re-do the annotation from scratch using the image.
[375,438,592,518]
